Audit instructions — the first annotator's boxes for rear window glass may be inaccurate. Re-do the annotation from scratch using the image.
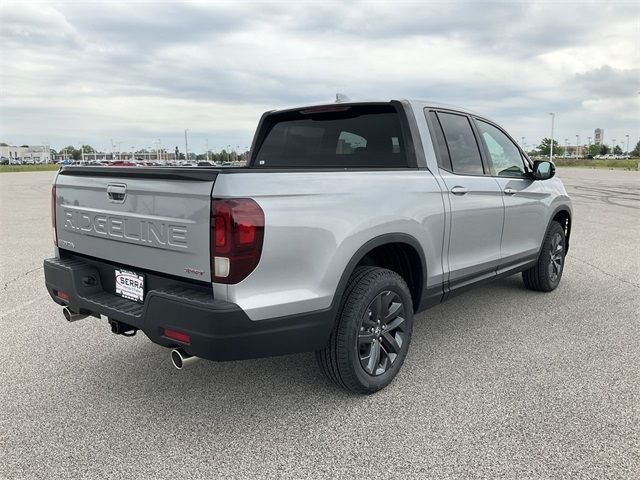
[253,105,408,168]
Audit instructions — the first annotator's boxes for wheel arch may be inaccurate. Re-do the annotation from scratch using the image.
[549,206,572,253]
[330,233,427,315]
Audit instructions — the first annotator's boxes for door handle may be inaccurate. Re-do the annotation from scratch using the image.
[504,187,517,195]
[450,186,468,195]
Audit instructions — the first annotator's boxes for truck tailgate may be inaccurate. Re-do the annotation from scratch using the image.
[54,167,218,282]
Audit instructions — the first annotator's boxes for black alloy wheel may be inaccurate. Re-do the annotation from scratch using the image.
[523,221,567,292]
[358,291,407,376]
[548,231,564,283]
[316,267,414,394]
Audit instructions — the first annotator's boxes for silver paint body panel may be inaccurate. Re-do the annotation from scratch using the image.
[55,174,214,282]
[212,170,446,319]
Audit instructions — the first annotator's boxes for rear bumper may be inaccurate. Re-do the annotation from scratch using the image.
[44,255,333,361]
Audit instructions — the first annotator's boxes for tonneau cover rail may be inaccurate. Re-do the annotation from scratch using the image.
[59,166,221,181]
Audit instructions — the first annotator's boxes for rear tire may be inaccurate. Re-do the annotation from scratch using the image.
[523,221,566,292]
[316,267,414,394]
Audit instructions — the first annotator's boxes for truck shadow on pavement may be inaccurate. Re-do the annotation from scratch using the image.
[79,274,547,416]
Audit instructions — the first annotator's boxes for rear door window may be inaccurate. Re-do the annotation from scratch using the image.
[253,105,408,168]
[436,112,485,175]
[427,111,453,171]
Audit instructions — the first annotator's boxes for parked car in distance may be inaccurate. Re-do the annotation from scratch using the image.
[44,99,572,394]
[109,161,137,167]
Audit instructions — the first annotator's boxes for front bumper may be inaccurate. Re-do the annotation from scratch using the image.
[44,254,332,361]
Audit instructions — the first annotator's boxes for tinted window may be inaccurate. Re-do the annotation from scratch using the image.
[254,105,407,168]
[437,112,484,175]
[476,120,527,177]
[427,111,452,171]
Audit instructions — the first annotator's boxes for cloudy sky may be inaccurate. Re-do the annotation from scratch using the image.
[1,0,638,153]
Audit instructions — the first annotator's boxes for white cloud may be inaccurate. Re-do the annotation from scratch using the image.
[0,0,638,151]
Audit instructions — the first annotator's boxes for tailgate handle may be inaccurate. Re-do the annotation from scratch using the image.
[107,184,127,203]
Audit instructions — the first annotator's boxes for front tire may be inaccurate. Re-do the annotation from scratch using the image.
[523,221,566,292]
[316,267,414,394]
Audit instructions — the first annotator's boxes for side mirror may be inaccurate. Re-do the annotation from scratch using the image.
[532,160,555,180]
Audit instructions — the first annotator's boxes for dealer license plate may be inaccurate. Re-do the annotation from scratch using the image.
[115,269,145,303]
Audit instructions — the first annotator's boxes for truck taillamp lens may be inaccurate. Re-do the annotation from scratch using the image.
[211,198,264,284]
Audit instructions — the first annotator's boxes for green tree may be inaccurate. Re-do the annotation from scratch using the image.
[586,144,600,156]
[536,138,561,156]
[631,140,640,157]
[613,145,622,155]
[61,145,80,160]
[599,145,610,155]
[81,145,96,154]
[0,142,8,146]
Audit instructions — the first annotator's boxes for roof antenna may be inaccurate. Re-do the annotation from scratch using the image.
[335,93,351,103]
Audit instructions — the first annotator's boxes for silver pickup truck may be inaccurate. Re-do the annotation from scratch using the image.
[44,100,572,394]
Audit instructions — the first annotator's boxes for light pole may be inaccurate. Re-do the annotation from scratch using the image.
[548,113,555,161]
[42,140,49,163]
[576,135,580,158]
[206,138,210,162]
[625,134,630,154]
[184,129,189,162]
[612,138,616,154]
[521,136,525,150]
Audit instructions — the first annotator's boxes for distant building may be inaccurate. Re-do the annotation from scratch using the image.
[53,150,177,163]
[0,144,50,163]
[594,128,604,145]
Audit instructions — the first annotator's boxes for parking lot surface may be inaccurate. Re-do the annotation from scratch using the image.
[1,168,638,479]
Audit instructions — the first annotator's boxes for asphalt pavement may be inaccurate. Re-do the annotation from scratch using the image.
[0,168,638,479]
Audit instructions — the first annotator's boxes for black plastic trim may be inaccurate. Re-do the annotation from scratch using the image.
[445,253,538,300]
[44,256,334,361]
[546,206,572,253]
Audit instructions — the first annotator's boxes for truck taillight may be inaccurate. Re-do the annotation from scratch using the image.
[51,185,57,246]
[211,198,264,284]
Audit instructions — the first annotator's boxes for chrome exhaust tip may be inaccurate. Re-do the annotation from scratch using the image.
[170,348,199,370]
[63,307,87,322]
